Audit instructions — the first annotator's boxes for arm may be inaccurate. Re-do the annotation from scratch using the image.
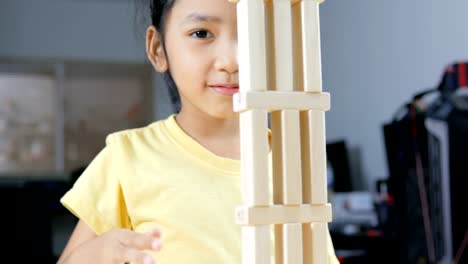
[57,220,163,264]
[57,220,96,264]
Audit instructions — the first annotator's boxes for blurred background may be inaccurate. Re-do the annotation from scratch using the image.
[0,0,467,263]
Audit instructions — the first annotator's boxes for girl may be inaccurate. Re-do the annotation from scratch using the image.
[58,0,339,263]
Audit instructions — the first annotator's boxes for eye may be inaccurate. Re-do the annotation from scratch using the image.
[191,30,213,39]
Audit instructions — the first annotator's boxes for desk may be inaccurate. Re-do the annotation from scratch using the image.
[0,177,71,263]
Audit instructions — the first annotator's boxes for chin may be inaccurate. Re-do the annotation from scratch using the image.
[210,110,239,120]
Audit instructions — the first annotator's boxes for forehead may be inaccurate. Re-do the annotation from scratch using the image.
[170,0,237,24]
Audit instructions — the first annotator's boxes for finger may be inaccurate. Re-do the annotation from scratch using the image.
[119,247,154,264]
[121,230,162,251]
[147,229,163,249]
[146,228,162,238]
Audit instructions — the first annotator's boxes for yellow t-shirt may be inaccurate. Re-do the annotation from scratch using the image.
[61,114,339,264]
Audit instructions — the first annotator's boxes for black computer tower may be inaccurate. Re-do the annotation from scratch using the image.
[383,61,468,264]
[383,108,431,263]
[425,98,468,264]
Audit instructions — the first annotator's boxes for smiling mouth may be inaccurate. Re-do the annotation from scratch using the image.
[209,85,239,96]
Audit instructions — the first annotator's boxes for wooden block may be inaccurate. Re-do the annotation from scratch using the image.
[302,223,313,263]
[233,91,330,112]
[300,111,312,203]
[265,0,277,94]
[271,110,285,263]
[283,223,303,264]
[301,0,323,92]
[311,223,328,264]
[292,1,304,93]
[240,110,270,206]
[300,111,328,205]
[274,225,284,264]
[300,110,328,205]
[243,226,272,264]
[236,0,268,93]
[237,0,269,206]
[308,110,328,204]
[239,111,269,264]
[273,0,294,91]
[236,1,271,263]
[291,0,326,4]
[271,111,284,205]
[272,2,304,262]
[235,204,332,225]
[281,110,302,205]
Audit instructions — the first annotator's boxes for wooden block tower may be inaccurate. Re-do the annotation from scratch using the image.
[231,0,332,263]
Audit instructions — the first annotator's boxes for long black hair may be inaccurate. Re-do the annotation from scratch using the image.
[137,0,181,112]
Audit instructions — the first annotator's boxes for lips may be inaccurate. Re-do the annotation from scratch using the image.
[209,85,239,96]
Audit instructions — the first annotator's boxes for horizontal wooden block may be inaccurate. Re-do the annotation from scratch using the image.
[235,204,332,226]
[291,0,326,5]
[233,91,330,112]
[245,0,326,5]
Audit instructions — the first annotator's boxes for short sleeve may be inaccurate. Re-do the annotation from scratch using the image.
[327,231,340,264]
[60,137,131,235]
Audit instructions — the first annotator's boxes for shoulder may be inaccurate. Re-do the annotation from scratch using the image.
[104,116,173,151]
[105,125,154,146]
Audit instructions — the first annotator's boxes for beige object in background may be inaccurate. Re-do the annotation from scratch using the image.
[233,0,331,263]
[0,73,56,173]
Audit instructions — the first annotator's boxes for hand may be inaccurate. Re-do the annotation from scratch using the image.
[82,228,163,264]
[58,229,162,264]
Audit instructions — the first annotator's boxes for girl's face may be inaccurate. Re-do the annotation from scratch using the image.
[149,0,239,120]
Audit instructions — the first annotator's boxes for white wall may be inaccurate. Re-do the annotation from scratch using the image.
[320,0,468,189]
[0,0,145,62]
[2,0,467,190]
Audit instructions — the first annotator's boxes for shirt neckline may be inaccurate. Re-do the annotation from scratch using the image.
[160,114,241,175]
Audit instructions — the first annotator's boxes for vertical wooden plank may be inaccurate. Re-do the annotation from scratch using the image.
[284,223,304,264]
[301,0,322,92]
[237,0,271,263]
[299,1,328,263]
[300,0,327,205]
[265,2,285,262]
[243,226,272,264]
[308,111,327,204]
[273,0,294,90]
[265,0,277,93]
[272,0,303,263]
[272,0,302,205]
[302,223,313,263]
[237,0,267,93]
[300,112,312,203]
[240,110,270,206]
[292,1,304,93]
[271,111,284,264]
[311,223,328,264]
[280,109,302,205]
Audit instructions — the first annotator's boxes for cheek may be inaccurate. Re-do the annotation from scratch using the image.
[167,43,211,87]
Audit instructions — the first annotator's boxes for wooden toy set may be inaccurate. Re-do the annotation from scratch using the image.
[231,0,332,263]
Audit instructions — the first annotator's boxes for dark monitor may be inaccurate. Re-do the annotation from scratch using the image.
[326,140,353,192]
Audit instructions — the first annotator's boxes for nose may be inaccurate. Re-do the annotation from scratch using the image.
[214,39,238,74]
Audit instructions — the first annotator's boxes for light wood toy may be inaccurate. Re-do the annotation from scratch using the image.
[230,0,332,263]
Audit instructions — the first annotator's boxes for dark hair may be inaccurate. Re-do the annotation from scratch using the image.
[138,0,181,112]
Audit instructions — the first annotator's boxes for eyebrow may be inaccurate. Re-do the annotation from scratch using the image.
[180,13,223,26]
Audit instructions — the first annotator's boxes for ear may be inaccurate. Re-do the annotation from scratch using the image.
[146,26,169,73]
